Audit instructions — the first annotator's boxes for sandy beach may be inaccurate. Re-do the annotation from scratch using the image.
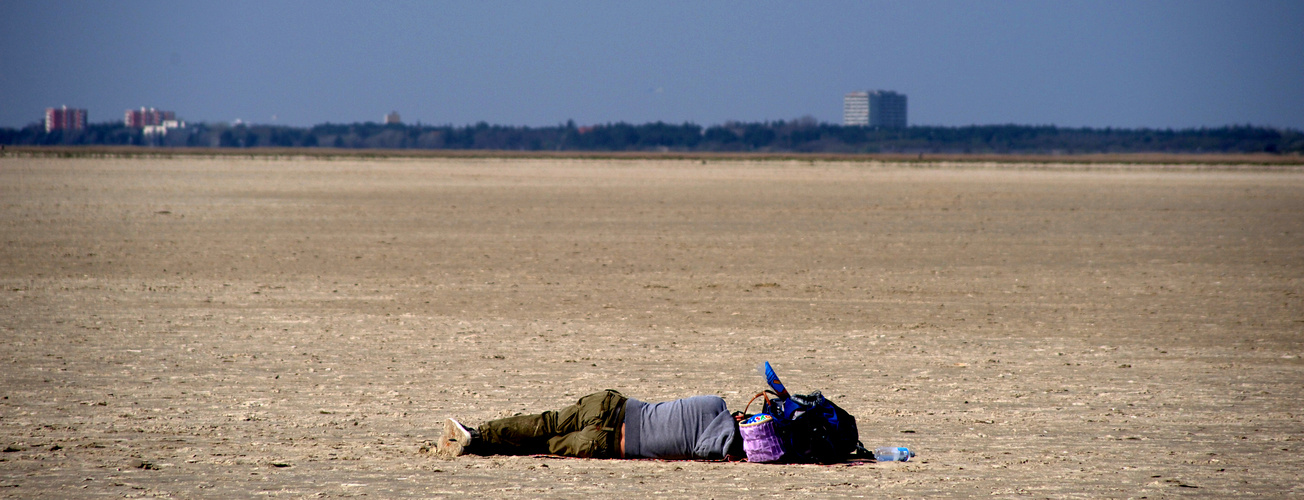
[2,155,1301,497]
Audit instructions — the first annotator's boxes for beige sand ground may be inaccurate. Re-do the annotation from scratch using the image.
[1,155,1301,498]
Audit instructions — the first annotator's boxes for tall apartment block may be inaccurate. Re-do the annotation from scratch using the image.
[125,107,176,128]
[45,106,88,132]
[869,90,907,128]
[843,90,907,127]
[843,92,869,126]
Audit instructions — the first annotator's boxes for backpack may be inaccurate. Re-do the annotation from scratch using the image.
[761,390,865,464]
[739,389,868,464]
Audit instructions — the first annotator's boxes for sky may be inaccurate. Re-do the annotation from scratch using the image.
[2,1,1302,130]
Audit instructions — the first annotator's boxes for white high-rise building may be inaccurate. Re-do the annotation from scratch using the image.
[844,90,907,128]
[843,92,869,126]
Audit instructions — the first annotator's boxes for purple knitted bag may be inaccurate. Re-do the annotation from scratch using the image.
[740,413,784,463]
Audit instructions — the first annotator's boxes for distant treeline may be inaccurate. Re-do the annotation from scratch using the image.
[3,120,1300,154]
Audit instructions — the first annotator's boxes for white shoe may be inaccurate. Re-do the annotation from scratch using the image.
[438,418,474,457]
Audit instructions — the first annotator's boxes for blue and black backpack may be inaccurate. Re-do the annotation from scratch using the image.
[761,390,866,464]
[740,362,870,464]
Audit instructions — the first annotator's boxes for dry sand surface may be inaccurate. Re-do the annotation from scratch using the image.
[1,155,1302,498]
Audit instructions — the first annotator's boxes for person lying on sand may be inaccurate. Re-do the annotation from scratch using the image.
[438,389,744,460]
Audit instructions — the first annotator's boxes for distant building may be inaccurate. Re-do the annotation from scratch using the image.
[869,90,907,128]
[143,119,186,137]
[45,106,87,132]
[843,92,869,126]
[125,107,176,128]
[385,111,401,124]
[843,90,907,127]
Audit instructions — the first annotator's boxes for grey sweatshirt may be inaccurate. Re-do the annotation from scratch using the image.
[623,396,742,460]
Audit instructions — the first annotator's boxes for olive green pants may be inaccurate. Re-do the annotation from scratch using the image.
[476,390,627,458]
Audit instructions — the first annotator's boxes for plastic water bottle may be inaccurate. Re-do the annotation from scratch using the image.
[874,446,915,462]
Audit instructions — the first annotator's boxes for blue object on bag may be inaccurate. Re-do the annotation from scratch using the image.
[757,361,790,399]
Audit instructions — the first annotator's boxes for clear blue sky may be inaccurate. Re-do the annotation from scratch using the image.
[3,1,1301,129]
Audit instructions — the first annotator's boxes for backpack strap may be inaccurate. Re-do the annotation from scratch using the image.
[854,441,872,458]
